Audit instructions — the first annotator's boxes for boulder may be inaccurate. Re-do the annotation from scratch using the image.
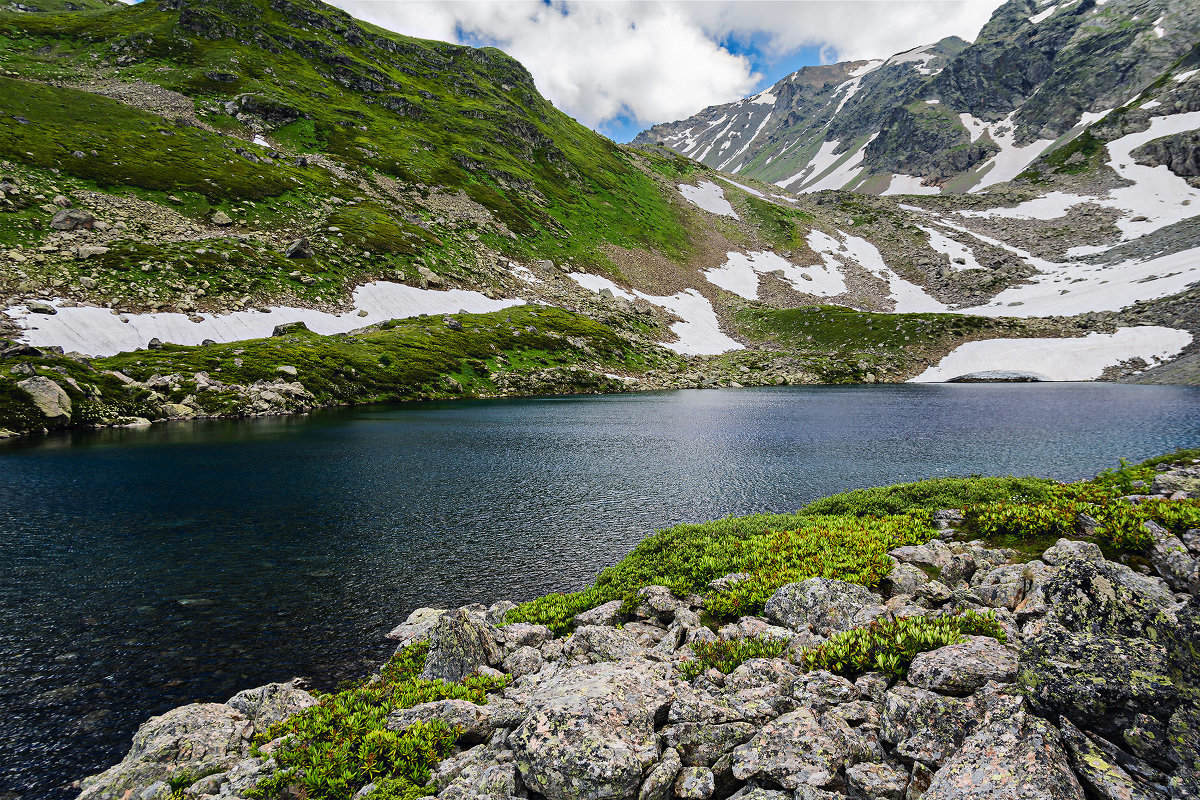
[386,607,446,647]
[1151,473,1200,498]
[386,698,493,744]
[77,703,252,800]
[271,321,309,337]
[211,211,233,226]
[574,599,624,627]
[422,608,503,683]
[731,708,848,789]
[284,238,313,259]
[50,208,94,231]
[638,748,681,800]
[503,645,545,678]
[879,684,985,767]
[763,578,882,636]
[881,563,929,598]
[663,722,757,766]
[510,660,673,800]
[564,625,645,663]
[922,705,1085,800]
[673,766,715,800]
[27,299,57,314]
[1143,521,1198,593]
[225,681,316,735]
[889,541,953,573]
[1042,539,1104,567]
[907,637,1018,695]
[1058,716,1163,800]
[1019,625,1180,737]
[845,761,908,800]
[1038,559,1174,639]
[17,376,71,424]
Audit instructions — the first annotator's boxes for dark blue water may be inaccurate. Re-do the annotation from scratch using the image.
[2,383,1200,799]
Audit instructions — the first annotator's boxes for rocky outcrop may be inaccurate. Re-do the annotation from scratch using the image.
[82,460,1200,800]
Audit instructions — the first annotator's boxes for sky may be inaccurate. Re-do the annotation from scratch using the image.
[333,0,1007,143]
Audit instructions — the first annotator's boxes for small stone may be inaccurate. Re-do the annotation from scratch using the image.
[211,211,233,226]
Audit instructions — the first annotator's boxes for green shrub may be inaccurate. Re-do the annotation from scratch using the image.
[799,612,1006,678]
[679,636,787,681]
[248,643,507,800]
[799,476,1053,518]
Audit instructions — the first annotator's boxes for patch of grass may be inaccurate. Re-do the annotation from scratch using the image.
[799,611,1006,678]
[799,476,1054,518]
[679,636,787,681]
[248,642,507,800]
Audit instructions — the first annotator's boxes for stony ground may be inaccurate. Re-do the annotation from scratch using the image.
[76,461,1200,800]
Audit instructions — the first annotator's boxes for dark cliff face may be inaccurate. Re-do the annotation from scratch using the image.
[636,0,1200,193]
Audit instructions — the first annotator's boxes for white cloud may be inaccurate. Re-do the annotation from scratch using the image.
[334,0,1004,134]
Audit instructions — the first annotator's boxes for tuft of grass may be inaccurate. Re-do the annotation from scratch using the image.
[799,611,1006,678]
[679,636,787,681]
[799,476,1054,518]
[248,642,507,800]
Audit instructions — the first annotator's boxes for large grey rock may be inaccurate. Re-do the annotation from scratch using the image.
[1058,716,1163,800]
[431,743,521,800]
[1038,559,1174,639]
[386,698,493,744]
[674,766,715,799]
[889,541,953,573]
[1019,625,1180,738]
[17,376,71,424]
[845,761,908,800]
[907,636,1018,695]
[637,748,681,800]
[574,599,624,627]
[510,660,673,800]
[763,578,882,636]
[922,705,1085,800]
[386,607,446,646]
[1143,521,1198,593]
[564,625,645,663]
[730,708,848,789]
[225,681,316,735]
[663,722,757,766]
[881,562,930,598]
[50,208,94,231]
[1042,539,1104,567]
[422,607,503,682]
[77,703,252,800]
[879,684,986,767]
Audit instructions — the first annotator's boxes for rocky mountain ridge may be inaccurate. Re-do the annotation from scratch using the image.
[635,0,1200,195]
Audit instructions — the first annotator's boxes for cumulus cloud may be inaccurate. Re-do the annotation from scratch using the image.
[334,0,1004,135]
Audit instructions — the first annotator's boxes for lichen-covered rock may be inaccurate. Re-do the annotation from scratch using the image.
[501,622,553,651]
[422,607,503,682]
[574,599,625,627]
[1143,521,1198,594]
[77,703,252,800]
[431,743,521,800]
[1038,559,1174,639]
[1043,539,1105,567]
[764,578,882,636]
[796,670,858,710]
[564,625,646,663]
[674,766,716,799]
[1058,716,1162,800]
[638,748,681,800]
[663,722,757,766]
[731,708,848,789]
[881,563,930,598]
[889,542,953,573]
[385,607,446,646]
[923,706,1085,800]
[907,636,1018,695]
[225,681,316,735]
[386,698,493,743]
[845,761,908,800]
[504,645,545,678]
[1019,626,1180,738]
[510,660,673,800]
[879,685,985,767]
[17,376,71,424]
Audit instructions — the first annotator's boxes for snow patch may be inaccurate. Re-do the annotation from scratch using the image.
[806,230,947,313]
[252,135,269,147]
[918,226,984,270]
[679,181,739,218]
[509,264,541,284]
[568,274,742,355]
[7,282,523,357]
[969,114,1056,192]
[1142,100,1162,110]
[705,250,847,300]
[882,175,940,196]
[1030,4,1057,23]
[910,327,1191,382]
[1175,69,1199,83]
[751,89,776,105]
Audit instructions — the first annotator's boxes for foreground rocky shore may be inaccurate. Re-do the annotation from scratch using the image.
[77,459,1200,800]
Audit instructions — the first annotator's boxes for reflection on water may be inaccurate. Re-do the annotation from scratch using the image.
[2,383,1199,798]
